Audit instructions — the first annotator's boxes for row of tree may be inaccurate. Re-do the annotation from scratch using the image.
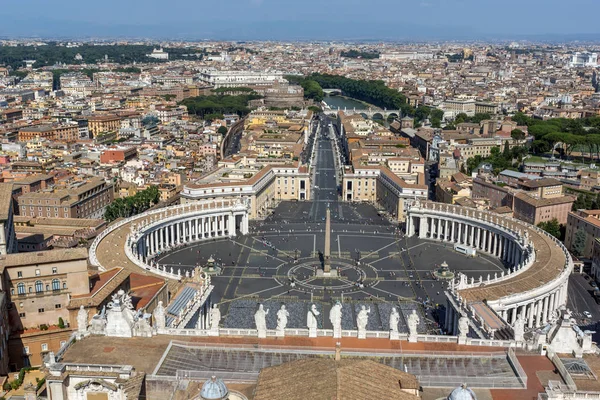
[104,186,160,222]
[340,50,380,59]
[0,44,204,70]
[287,73,412,116]
[465,144,529,175]
[511,113,600,159]
[179,92,262,120]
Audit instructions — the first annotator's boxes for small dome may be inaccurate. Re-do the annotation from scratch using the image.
[448,384,477,400]
[199,376,228,400]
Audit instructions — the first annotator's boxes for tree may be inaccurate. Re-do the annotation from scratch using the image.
[217,126,228,135]
[503,141,510,158]
[511,112,530,126]
[511,129,525,141]
[454,113,469,125]
[538,218,562,239]
[572,228,587,257]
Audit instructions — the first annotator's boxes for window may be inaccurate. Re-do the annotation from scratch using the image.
[28,287,32,293]
[35,281,43,293]
[55,304,61,309]
[19,313,25,318]
[35,269,40,276]
[17,271,22,278]
[52,267,57,274]
[63,282,67,289]
[41,343,48,352]
[17,283,25,295]
[38,308,44,313]
[23,346,29,355]
[52,279,60,291]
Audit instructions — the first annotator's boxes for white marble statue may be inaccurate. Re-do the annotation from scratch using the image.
[276,305,289,332]
[458,316,469,339]
[329,301,343,339]
[77,305,88,334]
[356,305,370,339]
[254,304,269,338]
[152,301,166,330]
[209,304,221,331]
[133,314,153,337]
[407,309,420,342]
[307,304,320,337]
[389,307,400,339]
[513,313,525,342]
[105,290,136,338]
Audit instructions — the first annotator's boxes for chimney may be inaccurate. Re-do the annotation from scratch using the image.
[335,342,341,361]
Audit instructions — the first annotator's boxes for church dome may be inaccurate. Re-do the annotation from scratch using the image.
[448,384,477,400]
[199,376,228,400]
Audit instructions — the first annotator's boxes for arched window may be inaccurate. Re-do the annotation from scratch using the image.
[17,283,25,295]
[52,279,60,291]
[63,282,67,290]
[35,281,43,293]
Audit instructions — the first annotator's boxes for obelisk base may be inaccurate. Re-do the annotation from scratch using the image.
[316,269,337,277]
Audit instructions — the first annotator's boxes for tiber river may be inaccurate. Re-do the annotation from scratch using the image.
[322,94,369,110]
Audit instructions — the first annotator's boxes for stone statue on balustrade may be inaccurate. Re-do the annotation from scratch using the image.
[513,313,525,342]
[276,305,289,337]
[209,304,221,335]
[255,304,269,339]
[77,305,88,336]
[329,301,343,339]
[153,301,166,331]
[407,310,420,343]
[133,311,153,338]
[389,307,400,340]
[89,306,107,335]
[458,316,469,344]
[307,304,320,338]
[105,290,136,338]
[356,305,370,339]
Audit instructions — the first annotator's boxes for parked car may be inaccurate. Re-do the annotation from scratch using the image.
[584,311,592,319]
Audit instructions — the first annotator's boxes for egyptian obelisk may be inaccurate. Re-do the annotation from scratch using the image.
[324,207,331,273]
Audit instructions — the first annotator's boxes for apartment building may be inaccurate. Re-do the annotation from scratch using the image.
[512,192,574,225]
[17,178,114,219]
[18,124,80,142]
[565,210,600,258]
[0,248,89,330]
[87,114,121,138]
[99,147,138,164]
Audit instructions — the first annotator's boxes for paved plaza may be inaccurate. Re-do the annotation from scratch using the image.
[157,200,506,333]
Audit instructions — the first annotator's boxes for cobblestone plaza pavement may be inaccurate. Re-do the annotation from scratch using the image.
[157,200,506,333]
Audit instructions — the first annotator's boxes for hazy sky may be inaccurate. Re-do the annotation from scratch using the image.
[1,0,599,40]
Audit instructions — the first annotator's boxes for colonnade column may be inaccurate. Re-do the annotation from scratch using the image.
[528,302,534,328]
[535,300,543,327]
[542,296,549,324]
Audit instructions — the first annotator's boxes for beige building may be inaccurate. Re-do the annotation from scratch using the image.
[87,114,121,138]
[0,248,89,330]
[565,210,600,258]
[182,162,310,219]
[435,174,472,204]
[342,164,428,222]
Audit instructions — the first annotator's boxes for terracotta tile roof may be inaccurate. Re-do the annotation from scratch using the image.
[0,247,87,269]
[254,358,420,400]
[68,267,130,309]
